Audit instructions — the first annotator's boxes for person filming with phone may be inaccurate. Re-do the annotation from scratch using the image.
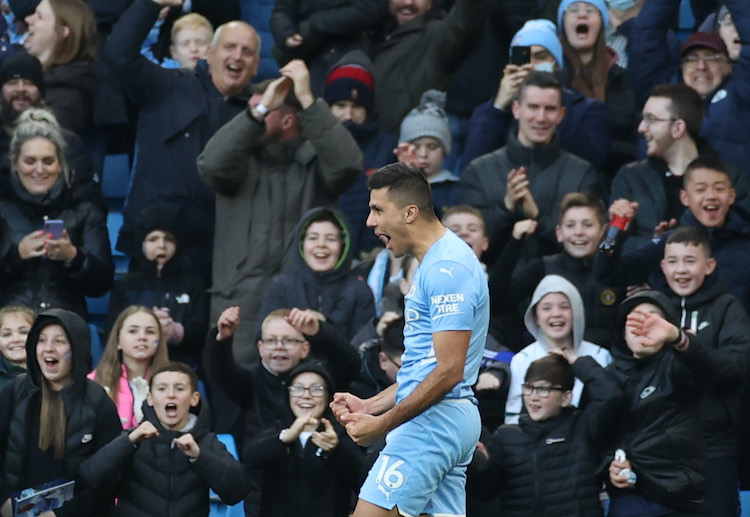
[461,19,610,172]
[0,108,113,319]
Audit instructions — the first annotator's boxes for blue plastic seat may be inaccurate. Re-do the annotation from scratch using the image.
[209,434,245,517]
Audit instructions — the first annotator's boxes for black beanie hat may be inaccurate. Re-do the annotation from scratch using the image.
[0,52,46,97]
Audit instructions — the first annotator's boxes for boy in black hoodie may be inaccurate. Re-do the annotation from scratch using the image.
[658,226,750,516]
[607,291,711,516]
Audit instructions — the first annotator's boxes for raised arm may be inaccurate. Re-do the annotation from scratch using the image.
[627,0,682,106]
[102,0,184,106]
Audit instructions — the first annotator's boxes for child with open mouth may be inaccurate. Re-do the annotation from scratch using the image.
[80,362,248,516]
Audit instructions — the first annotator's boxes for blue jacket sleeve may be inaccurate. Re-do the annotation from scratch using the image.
[461,100,513,168]
[627,0,682,106]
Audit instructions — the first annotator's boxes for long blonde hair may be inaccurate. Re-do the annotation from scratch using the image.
[92,306,169,405]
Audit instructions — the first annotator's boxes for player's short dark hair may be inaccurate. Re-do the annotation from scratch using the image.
[517,71,563,106]
[368,162,436,220]
[557,192,606,225]
[683,155,732,187]
[525,355,574,391]
[149,362,199,392]
[650,84,704,141]
[665,226,712,258]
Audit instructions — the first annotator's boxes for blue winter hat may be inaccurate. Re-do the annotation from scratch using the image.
[557,0,610,31]
[510,19,564,70]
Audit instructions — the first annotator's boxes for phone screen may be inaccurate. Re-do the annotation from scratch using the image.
[44,219,64,240]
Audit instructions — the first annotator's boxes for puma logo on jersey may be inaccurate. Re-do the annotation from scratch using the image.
[439,267,454,278]
[377,484,395,502]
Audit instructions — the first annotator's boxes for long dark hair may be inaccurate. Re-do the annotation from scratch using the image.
[560,27,609,101]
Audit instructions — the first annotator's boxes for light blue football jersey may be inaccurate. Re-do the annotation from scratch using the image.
[396,229,490,403]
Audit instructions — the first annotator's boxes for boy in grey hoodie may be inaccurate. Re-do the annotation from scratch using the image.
[505,275,611,424]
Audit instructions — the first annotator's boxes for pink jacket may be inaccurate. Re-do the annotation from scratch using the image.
[87,364,145,428]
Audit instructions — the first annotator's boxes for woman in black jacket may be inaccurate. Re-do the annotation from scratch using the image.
[0,308,121,517]
[0,109,113,318]
[22,0,98,134]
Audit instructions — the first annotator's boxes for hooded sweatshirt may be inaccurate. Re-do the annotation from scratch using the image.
[668,273,750,459]
[505,275,611,424]
[0,309,121,517]
[256,207,375,341]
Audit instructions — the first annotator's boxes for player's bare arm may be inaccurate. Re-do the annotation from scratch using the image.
[342,330,470,446]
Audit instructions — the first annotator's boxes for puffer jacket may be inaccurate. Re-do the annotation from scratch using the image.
[80,399,248,517]
[256,207,375,341]
[0,172,113,318]
[0,309,122,517]
[606,291,707,514]
[470,356,621,517]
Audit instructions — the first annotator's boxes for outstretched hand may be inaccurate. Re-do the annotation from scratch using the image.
[626,308,679,347]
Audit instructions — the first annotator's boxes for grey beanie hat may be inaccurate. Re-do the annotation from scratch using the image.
[399,90,451,155]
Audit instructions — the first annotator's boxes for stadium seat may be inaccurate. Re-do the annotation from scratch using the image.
[209,434,245,517]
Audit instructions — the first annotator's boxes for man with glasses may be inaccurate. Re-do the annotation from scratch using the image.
[628,0,750,172]
[203,305,360,434]
[608,83,745,250]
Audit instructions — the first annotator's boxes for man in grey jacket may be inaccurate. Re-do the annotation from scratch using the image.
[459,72,605,263]
[198,59,362,366]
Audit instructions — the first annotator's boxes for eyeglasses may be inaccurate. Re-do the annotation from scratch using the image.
[288,384,327,398]
[681,54,727,66]
[565,4,599,16]
[640,114,676,126]
[259,337,305,348]
[522,384,565,398]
